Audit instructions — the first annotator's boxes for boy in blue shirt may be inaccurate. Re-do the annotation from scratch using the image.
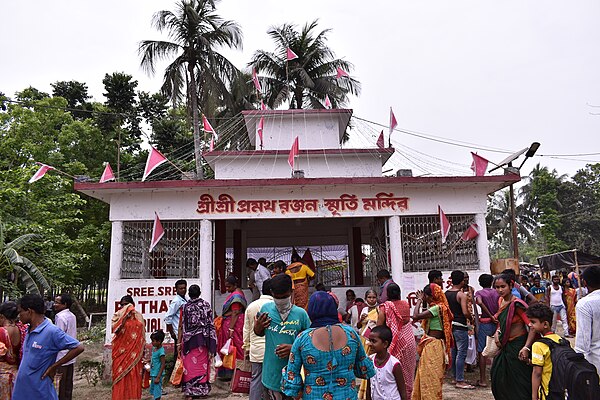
[149,329,166,400]
[254,274,310,399]
[13,294,84,400]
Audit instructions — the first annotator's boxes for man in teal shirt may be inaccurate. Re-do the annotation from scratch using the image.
[255,274,310,399]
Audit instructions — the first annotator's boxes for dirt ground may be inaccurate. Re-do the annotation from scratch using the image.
[71,341,494,399]
[72,324,574,399]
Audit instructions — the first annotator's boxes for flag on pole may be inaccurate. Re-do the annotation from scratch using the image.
[99,163,115,183]
[286,48,298,61]
[438,205,451,244]
[288,136,299,169]
[28,164,54,183]
[260,100,267,110]
[470,152,489,177]
[209,137,215,152]
[336,67,349,78]
[389,107,398,136]
[202,115,218,142]
[376,130,385,149]
[252,68,262,92]
[324,95,332,109]
[461,223,480,241]
[142,146,168,181]
[257,117,264,147]
[149,212,165,252]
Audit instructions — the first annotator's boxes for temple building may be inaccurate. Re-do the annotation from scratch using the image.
[75,108,518,341]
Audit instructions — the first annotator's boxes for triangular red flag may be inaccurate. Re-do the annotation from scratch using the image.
[438,205,451,244]
[389,107,398,136]
[252,68,262,92]
[28,163,54,183]
[461,223,480,241]
[324,95,332,109]
[202,115,218,142]
[376,130,385,149]
[149,212,165,252]
[257,117,264,148]
[99,163,115,183]
[142,147,168,181]
[302,248,316,271]
[288,136,299,169]
[470,152,489,177]
[336,67,349,78]
[286,47,298,61]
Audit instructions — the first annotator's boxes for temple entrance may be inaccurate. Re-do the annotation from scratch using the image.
[213,217,388,292]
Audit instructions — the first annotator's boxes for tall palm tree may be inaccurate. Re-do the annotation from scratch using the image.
[139,0,243,179]
[486,189,538,252]
[250,20,360,110]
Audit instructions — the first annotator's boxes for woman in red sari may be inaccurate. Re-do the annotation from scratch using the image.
[0,301,23,400]
[377,282,417,399]
[563,279,577,335]
[216,276,247,380]
[112,295,145,400]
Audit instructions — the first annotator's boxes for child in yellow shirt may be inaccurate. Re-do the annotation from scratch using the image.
[526,303,561,400]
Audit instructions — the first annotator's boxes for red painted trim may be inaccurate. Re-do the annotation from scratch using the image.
[74,173,521,192]
[353,227,364,285]
[215,220,226,293]
[203,148,394,157]
[233,229,242,286]
[241,109,353,116]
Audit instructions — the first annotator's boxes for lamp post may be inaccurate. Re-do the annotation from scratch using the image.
[509,142,540,260]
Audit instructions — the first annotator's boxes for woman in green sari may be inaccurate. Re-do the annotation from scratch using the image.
[490,273,536,400]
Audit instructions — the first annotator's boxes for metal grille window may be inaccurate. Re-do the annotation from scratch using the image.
[400,214,479,272]
[121,221,202,279]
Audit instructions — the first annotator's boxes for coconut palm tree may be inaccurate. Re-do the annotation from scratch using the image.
[138,0,243,179]
[486,189,538,252]
[250,20,360,110]
[0,221,50,296]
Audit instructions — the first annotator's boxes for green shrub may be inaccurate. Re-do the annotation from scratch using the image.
[78,360,105,386]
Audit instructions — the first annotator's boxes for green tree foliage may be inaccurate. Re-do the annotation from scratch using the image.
[250,20,360,110]
[138,0,243,178]
[51,80,93,120]
[0,94,110,295]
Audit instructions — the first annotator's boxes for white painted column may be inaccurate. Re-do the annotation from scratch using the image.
[199,219,213,305]
[474,212,491,273]
[105,221,123,344]
[388,215,403,282]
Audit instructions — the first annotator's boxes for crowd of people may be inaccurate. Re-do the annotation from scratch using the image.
[1,258,599,400]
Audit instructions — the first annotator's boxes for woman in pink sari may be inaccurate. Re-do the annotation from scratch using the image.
[179,284,217,399]
[217,276,247,380]
[377,282,417,399]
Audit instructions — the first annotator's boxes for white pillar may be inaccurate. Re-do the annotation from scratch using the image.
[474,212,491,273]
[388,215,403,282]
[199,219,213,305]
[105,221,123,344]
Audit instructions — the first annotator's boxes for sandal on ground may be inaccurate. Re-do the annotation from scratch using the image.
[456,382,476,389]
[475,380,488,387]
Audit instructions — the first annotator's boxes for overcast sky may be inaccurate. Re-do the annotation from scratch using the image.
[3,1,600,177]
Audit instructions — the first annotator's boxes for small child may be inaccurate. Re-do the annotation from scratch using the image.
[526,303,561,400]
[367,325,407,400]
[149,329,167,400]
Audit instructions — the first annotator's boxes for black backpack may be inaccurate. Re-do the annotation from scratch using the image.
[537,337,600,400]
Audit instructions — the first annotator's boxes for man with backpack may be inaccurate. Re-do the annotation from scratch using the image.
[527,302,599,399]
[575,265,600,377]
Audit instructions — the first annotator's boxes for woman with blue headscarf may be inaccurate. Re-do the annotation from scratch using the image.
[282,291,375,400]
